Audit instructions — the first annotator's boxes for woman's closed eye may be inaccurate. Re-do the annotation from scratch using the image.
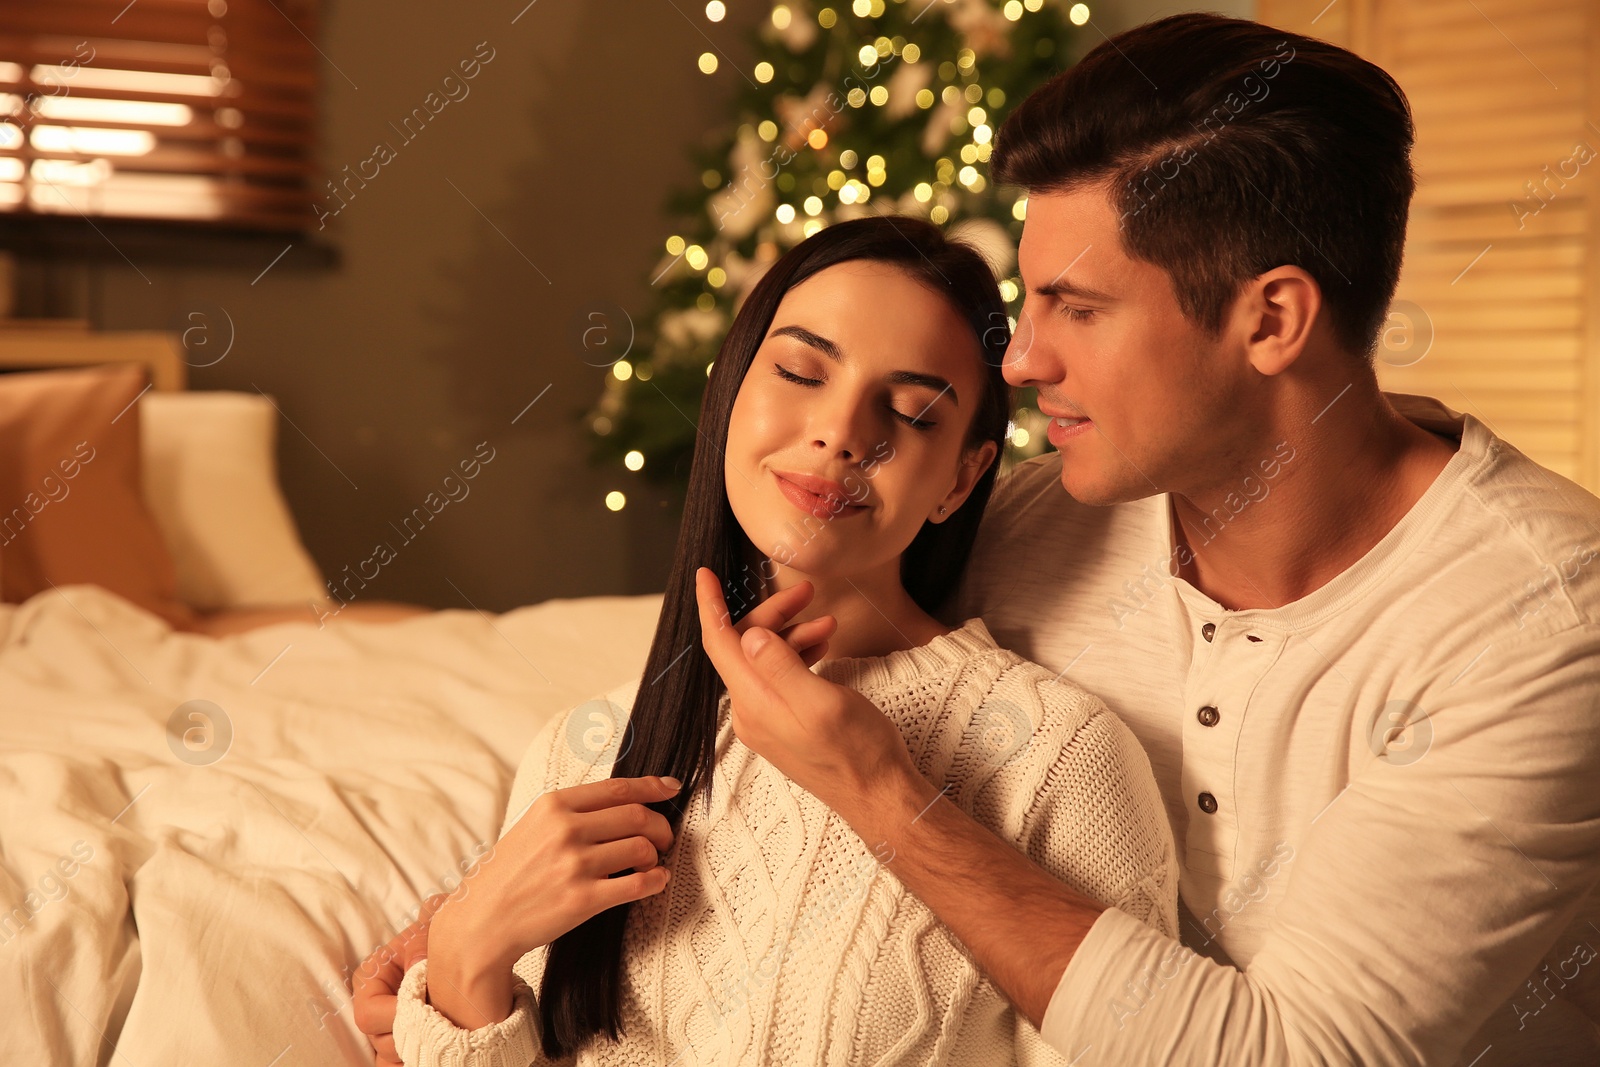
[773,363,937,431]
[1055,303,1097,322]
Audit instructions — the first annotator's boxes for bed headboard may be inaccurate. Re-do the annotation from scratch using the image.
[0,322,187,391]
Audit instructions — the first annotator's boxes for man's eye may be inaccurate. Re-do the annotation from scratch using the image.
[773,365,822,386]
[1056,304,1096,322]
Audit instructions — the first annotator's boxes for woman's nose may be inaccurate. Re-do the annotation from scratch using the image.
[809,396,871,461]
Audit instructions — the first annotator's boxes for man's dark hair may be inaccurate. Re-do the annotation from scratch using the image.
[992,12,1415,360]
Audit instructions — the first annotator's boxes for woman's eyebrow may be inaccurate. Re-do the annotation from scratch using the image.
[768,324,959,406]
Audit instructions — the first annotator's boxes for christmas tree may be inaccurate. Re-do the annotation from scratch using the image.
[587,0,1089,511]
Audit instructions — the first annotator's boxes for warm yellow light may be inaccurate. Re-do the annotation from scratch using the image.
[803,195,823,216]
[988,87,1007,107]
[1004,1,1024,20]
[818,7,837,28]
[696,293,716,311]
[858,45,878,66]
[839,149,858,168]
[960,144,978,164]
[707,266,727,287]
[903,43,921,63]
[666,234,685,255]
[929,205,949,224]
[605,491,626,511]
[974,124,992,145]
[1070,3,1090,25]
[852,0,871,14]
[968,106,987,126]
[916,88,935,109]
[999,279,1019,301]
[957,48,975,71]
[706,361,716,377]
[635,363,654,381]
[803,219,823,237]
[593,415,612,435]
[1013,197,1028,220]
[771,4,792,29]
[807,128,828,149]
[755,61,774,83]
[847,87,867,107]
[613,360,633,381]
[839,184,857,204]
[869,85,888,106]
[758,120,778,141]
[624,450,645,471]
[1024,0,1044,9]
[913,182,933,202]
[827,169,846,190]
[697,52,718,74]
[685,244,709,270]
[1011,426,1031,447]
[706,1,725,21]
[775,203,796,223]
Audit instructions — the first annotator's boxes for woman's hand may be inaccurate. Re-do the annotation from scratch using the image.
[352,892,450,1065]
[423,775,682,1030]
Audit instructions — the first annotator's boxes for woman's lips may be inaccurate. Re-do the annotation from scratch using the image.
[773,472,868,520]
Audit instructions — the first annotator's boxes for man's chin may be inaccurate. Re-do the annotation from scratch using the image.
[1057,467,1157,508]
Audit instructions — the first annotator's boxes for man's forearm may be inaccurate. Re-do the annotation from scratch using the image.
[839,763,1106,1028]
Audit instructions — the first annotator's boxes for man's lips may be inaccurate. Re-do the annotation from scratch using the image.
[773,471,868,519]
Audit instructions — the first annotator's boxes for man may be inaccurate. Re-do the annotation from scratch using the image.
[698,12,1600,1066]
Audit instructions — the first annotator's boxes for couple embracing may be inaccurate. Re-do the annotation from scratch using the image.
[356,14,1600,1067]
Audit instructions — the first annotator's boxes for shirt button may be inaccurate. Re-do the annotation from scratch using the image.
[1201,622,1216,642]
[1197,705,1220,727]
[1198,791,1218,814]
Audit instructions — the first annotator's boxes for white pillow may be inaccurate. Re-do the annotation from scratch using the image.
[139,391,326,611]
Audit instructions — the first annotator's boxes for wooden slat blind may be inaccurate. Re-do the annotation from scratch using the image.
[0,0,319,232]
[1260,0,1599,491]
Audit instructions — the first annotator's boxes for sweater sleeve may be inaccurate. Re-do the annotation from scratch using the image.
[995,668,1179,1067]
[1037,627,1600,1066]
[389,678,643,1067]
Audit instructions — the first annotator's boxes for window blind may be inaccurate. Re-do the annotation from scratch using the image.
[0,0,319,232]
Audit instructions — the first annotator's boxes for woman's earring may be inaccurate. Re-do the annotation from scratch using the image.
[938,505,947,515]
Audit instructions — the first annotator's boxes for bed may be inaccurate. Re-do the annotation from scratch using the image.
[0,327,663,1065]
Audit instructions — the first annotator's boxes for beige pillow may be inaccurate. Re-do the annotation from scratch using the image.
[0,364,193,627]
[139,391,326,611]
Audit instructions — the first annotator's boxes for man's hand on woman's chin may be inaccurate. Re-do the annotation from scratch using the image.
[694,567,918,820]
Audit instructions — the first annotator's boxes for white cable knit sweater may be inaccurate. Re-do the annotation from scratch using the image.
[393,617,1177,1066]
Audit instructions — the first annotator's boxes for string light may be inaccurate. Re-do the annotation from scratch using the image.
[1013,197,1028,220]
[903,43,921,62]
[606,491,626,511]
[807,128,828,149]
[666,235,685,255]
[685,244,709,270]
[775,203,796,223]
[1070,3,1091,25]
[1003,1,1024,20]
[771,4,791,29]
[913,182,932,202]
[613,360,633,381]
[755,61,774,83]
[624,450,645,471]
[803,195,823,215]
[818,7,837,28]
[758,120,777,141]
[697,52,718,74]
[915,88,935,109]
[705,1,725,21]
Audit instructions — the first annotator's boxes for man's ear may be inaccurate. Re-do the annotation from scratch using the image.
[931,439,1000,522]
[1237,266,1321,377]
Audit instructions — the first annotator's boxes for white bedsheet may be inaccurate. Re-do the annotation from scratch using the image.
[0,584,663,1067]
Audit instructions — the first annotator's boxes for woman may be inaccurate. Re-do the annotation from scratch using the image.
[361,217,1177,1065]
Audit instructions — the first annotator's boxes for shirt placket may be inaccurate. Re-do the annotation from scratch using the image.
[1179,613,1276,881]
